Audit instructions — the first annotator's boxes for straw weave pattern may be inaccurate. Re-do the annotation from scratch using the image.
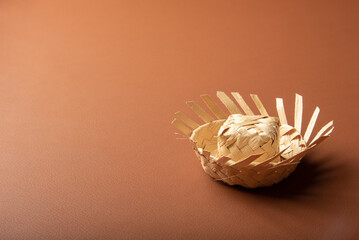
[172,92,334,188]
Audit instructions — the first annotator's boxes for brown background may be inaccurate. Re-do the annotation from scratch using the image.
[1,0,359,239]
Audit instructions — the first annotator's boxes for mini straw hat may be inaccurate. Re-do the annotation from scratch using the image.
[172,92,334,188]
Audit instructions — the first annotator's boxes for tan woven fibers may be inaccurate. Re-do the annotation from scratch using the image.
[172,92,334,188]
[217,115,280,164]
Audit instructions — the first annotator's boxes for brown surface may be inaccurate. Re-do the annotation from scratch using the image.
[1,1,359,239]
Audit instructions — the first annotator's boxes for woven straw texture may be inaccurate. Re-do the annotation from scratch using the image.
[217,115,280,164]
[172,92,334,188]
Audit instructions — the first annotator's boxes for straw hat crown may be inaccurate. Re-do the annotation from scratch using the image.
[218,114,280,163]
